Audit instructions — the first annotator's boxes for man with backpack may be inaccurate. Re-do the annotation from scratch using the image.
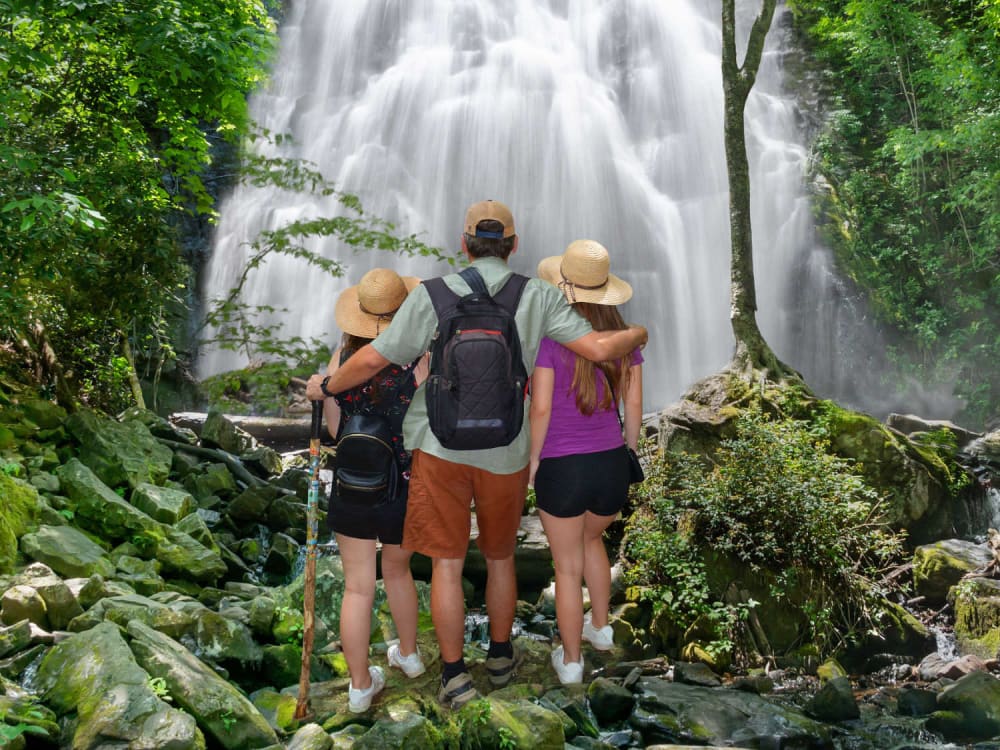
[307,199,648,708]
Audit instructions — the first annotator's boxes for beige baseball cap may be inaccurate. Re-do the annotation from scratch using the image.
[464,199,515,238]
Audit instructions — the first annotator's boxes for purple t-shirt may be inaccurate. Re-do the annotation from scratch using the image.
[534,337,643,460]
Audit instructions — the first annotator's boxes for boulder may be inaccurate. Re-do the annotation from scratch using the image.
[132,483,196,524]
[587,677,635,726]
[128,620,279,749]
[201,410,258,455]
[631,679,830,747]
[35,621,204,750]
[19,524,114,579]
[913,539,992,604]
[68,593,199,638]
[57,459,225,583]
[933,670,1000,740]
[454,695,564,750]
[287,723,333,750]
[0,585,47,629]
[250,688,299,734]
[65,408,172,489]
[951,576,1000,658]
[804,676,859,722]
[194,609,262,666]
[12,563,83,629]
[0,619,32,659]
[0,473,38,574]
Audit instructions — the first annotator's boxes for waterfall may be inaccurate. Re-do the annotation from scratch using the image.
[200,0,901,415]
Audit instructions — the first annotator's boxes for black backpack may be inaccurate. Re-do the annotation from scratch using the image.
[333,366,415,507]
[423,266,529,450]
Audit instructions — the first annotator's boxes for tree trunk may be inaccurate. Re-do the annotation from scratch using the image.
[721,0,789,380]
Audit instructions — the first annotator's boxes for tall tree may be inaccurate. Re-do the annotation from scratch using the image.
[720,0,795,381]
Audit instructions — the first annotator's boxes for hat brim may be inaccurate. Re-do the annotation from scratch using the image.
[537,256,633,305]
[334,276,421,339]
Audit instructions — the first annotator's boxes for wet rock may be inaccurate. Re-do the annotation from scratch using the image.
[673,661,722,687]
[587,676,635,725]
[897,686,938,716]
[128,620,280,749]
[939,653,988,679]
[729,673,774,694]
[816,658,848,682]
[805,675,860,722]
[35,621,204,749]
[542,688,599,739]
[933,670,1000,740]
[632,678,830,747]
[194,609,262,666]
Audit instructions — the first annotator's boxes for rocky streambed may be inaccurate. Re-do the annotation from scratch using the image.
[3,394,1000,748]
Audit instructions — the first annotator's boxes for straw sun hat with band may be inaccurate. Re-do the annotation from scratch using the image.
[537,239,632,306]
[334,268,421,339]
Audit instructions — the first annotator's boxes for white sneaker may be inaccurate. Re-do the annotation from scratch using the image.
[582,613,614,650]
[551,645,583,685]
[348,665,385,713]
[387,643,426,678]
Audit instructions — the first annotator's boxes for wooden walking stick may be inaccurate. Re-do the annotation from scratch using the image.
[295,400,324,720]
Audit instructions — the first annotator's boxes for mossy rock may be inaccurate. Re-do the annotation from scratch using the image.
[951,577,1000,658]
[913,539,992,605]
[0,473,38,574]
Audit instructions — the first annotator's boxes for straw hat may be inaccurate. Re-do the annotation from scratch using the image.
[334,268,421,339]
[537,239,632,305]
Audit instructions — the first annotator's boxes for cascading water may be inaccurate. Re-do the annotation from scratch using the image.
[201,0,904,414]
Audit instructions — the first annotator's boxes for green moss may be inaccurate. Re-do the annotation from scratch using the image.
[0,473,38,573]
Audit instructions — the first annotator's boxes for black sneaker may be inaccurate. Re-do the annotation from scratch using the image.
[438,670,479,709]
[485,642,522,687]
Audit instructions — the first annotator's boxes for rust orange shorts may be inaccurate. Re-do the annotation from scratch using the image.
[402,449,529,560]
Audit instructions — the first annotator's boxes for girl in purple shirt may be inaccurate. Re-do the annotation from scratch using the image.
[530,240,644,685]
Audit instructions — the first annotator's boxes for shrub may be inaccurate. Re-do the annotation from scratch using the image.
[624,408,904,656]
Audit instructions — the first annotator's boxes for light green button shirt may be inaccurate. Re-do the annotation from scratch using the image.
[371,256,592,473]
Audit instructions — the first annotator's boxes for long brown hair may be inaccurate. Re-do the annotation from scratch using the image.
[341,333,395,403]
[569,302,631,415]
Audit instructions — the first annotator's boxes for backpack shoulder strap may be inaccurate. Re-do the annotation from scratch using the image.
[423,276,459,319]
[493,272,529,315]
[458,266,489,296]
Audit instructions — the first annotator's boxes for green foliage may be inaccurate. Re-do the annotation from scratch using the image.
[199,153,456,414]
[147,676,172,703]
[624,409,905,656]
[0,0,276,410]
[788,0,1000,426]
[220,710,237,733]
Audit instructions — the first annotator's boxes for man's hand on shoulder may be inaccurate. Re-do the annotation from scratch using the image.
[629,324,648,350]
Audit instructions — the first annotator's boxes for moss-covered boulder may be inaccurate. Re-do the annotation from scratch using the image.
[57,459,225,582]
[127,620,280,749]
[630,678,831,747]
[19,524,114,579]
[0,473,38,574]
[35,621,205,749]
[657,373,960,544]
[455,695,565,750]
[913,539,992,604]
[951,577,1000,658]
[933,670,1000,740]
[201,410,258,455]
[65,408,172,489]
[131,482,196,524]
[353,708,444,749]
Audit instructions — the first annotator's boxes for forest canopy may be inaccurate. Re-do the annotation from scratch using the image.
[0,0,276,409]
